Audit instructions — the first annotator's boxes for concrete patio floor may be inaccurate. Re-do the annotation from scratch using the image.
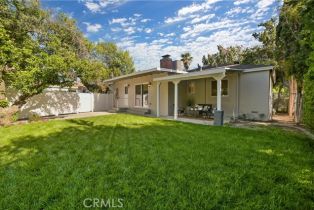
[161,116,215,125]
[54,111,116,120]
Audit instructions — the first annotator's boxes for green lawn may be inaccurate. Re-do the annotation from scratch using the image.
[0,114,313,209]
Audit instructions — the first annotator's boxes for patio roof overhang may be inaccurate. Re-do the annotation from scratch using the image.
[104,67,187,84]
[153,67,226,82]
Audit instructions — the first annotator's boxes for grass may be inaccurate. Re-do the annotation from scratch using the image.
[0,114,313,209]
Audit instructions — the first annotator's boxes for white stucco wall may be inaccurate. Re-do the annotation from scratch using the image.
[113,72,170,116]
[178,73,238,118]
[239,70,271,120]
[112,70,272,121]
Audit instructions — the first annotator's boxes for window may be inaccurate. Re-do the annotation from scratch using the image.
[124,85,128,95]
[188,82,195,94]
[211,80,228,96]
[135,84,149,107]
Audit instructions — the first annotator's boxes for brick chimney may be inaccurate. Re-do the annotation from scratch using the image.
[160,54,173,69]
[160,55,184,71]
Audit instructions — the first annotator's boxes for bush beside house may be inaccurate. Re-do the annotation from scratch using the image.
[303,67,314,130]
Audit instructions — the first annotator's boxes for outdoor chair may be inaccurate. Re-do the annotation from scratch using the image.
[199,104,214,119]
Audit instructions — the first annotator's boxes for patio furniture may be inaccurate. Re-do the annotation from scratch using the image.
[178,107,185,116]
[198,104,214,118]
[184,104,214,118]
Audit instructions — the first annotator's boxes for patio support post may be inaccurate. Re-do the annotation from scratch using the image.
[217,79,222,111]
[173,80,180,120]
[157,82,161,117]
[213,73,225,126]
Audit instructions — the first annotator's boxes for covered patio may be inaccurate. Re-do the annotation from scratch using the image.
[154,67,229,125]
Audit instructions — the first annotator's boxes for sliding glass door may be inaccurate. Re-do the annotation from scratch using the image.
[135,84,149,108]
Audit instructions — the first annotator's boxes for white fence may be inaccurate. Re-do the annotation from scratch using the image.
[19,91,113,118]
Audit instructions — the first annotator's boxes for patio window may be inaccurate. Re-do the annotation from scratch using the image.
[188,82,195,94]
[211,80,228,96]
[135,84,149,107]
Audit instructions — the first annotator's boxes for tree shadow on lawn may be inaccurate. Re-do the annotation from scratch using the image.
[0,117,313,210]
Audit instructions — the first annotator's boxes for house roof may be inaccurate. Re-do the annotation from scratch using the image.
[105,64,273,84]
[104,67,186,83]
[188,64,273,72]
[154,65,273,82]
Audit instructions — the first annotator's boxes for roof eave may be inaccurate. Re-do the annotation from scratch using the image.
[103,67,184,83]
[226,66,274,73]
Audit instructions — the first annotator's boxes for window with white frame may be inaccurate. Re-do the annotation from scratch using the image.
[211,80,228,96]
[135,84,149,107]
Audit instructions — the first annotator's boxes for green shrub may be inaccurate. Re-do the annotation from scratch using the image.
[0,100,9,108]
[12,112,19,122]
[186,97,195,107]
[28,112,42,122]
[303,67,314,130]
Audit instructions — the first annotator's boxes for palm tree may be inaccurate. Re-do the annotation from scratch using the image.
[181,52,193,70]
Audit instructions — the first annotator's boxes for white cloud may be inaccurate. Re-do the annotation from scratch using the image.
[165,16,187,24]
[118,24,259,70]
[234,0,252,5]
[145,28,152,33]
[83,22,102,33]
[124,27,136,35]
[164,33,176,37]
[178,0,221,16]
[191,13,215,24]
[151,38,170,45]
[111,27,122,32]
[84,0,125,13]
[134,13,141,17]
[141,18,151,23]
[85,2,101,13]
[106,0,278,70]
[109,17,139,28]
[257,0,276,10]
[165,0,222,24]
[110,18,128,24]
[226,7,254,16]
[250,0,277,20]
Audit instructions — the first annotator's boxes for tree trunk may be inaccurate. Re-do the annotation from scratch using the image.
[276,86,282,112]
[294,85,303,124]
[0,80,5,100]
[0,71,6,100]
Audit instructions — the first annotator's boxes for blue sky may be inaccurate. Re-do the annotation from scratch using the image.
[42,0,281,70]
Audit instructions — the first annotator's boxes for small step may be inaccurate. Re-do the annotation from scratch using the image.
[117,107,128,113]
[127,108,151,115]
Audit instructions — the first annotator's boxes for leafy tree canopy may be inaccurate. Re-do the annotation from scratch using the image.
[181,52,193,70]
[0,0,134,106]
[202,45,242,67]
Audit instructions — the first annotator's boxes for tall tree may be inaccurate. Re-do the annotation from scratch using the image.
[243,18,287,112]
[93,42,134,77]
[242,18,277,65]
[276,0,312,123]
[181,52,193,70]
[0,0,134,106]
[301,0,314,128]
[202,45,242,67]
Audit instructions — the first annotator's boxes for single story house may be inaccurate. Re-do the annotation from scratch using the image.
[104,55,274,122]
